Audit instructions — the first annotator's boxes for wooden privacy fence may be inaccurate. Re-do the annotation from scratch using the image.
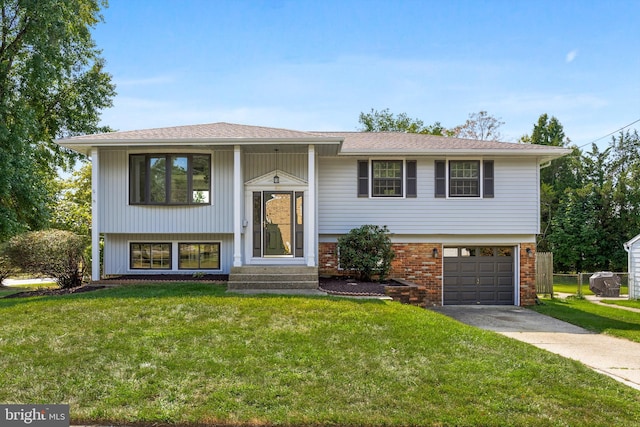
[536,252,553,295]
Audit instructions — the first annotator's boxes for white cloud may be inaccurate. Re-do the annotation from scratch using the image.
[566,50,578,63]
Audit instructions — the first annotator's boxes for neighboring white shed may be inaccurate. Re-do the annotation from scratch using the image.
[623,234,640,299]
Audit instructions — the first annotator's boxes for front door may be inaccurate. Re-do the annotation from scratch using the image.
[253,191,304,258]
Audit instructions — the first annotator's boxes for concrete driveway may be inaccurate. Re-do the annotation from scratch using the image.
[431,305,640,391]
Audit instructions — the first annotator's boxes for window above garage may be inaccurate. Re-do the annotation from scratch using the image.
[435,159,494,198]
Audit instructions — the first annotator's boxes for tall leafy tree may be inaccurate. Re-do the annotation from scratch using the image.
[521,114,581,253]
[0,0,115,241]
[50,162,92,235]
[358,108,447,135]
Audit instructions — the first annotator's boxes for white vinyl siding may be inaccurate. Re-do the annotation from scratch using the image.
[98,149,233,233]
[627,238,640,299]
[318,157,540,235]
[104,233,232,275]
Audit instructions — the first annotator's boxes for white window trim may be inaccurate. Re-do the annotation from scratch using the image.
[367,158,408,199]
[445,157,485,199]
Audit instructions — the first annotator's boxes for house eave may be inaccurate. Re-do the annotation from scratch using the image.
[337,148,572,162]
[58,137,344,156]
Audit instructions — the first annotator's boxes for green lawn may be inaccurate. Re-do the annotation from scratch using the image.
[1,284,639,427]
[533,297,640,343]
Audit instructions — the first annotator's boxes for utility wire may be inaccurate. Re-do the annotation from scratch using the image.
[577,118,640,149]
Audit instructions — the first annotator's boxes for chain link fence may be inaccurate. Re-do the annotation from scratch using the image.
[552,272,629,296]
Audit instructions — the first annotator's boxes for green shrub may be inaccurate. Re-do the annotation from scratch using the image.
[5,230,87,288]
[337,224,395,282]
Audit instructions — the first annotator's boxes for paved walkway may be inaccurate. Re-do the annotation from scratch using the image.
[431,305,640,391]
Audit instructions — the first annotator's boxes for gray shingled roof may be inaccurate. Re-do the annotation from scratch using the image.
[64,122,330,141]
[58,122,571,161]
[314,131,567,154]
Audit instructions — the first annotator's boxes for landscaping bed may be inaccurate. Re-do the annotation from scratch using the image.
[318,276,387,295]
[2,284,106,299]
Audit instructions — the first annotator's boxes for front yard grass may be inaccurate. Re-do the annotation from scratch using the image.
[533,297,640,343]
[1,283,639,427]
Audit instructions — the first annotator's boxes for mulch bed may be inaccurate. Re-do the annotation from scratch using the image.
[2,285,107,299]
[318,276,388,296]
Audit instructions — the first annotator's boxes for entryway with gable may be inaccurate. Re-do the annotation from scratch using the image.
[227,167,318,290]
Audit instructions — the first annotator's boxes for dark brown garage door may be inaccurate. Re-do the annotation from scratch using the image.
[443,247,514,305]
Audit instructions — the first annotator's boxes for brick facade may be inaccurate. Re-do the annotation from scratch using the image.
[519,243,537,306]
[319,241,537,307]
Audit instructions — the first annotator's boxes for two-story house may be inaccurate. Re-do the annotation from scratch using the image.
[58,122,570,306]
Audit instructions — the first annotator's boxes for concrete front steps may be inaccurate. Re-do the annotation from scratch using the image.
[227,266,319,290]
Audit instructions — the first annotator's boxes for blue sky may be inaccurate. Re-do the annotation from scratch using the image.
[93,0,640,147]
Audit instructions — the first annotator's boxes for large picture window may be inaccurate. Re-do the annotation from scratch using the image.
[179,243,221,269]
[130,154,211,205]
[130,243,171,269]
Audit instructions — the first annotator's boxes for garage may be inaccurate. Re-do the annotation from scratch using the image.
[443,247,515,305]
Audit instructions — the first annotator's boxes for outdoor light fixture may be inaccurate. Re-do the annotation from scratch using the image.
[273,148,280,184]
[432,247,439,258]
[526,247,533,257]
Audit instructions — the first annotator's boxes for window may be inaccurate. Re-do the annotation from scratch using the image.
[434,160,494,198]
[450,160,480,197]
[178,243,220,270]
[130,243,171,269]
[130,154,211,205]
[357,159,417,198]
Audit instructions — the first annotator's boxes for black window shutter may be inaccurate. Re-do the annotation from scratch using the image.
[406,160,417,197]
[435,160,446,198]
[357,160,369,197]
[483,160,494,198]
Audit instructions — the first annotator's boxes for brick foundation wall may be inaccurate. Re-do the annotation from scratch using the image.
[520,243,537,306]
[320,241,536,307]
[390,243,442,306]
[319,242,443,306]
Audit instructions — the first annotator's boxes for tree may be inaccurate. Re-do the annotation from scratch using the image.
[521,114,581,253]
[358,108,447,135]
[50,162,92,235]
[0,0,115,241]
[548,186,604,272]
[450,111,504,141]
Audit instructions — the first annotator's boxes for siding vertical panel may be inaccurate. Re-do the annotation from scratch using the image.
[99,148,233,234]
[104,233,234,275]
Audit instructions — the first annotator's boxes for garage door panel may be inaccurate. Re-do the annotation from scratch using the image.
[444,246,515,305]
[497,262,514,273]
[459,263,477,273]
